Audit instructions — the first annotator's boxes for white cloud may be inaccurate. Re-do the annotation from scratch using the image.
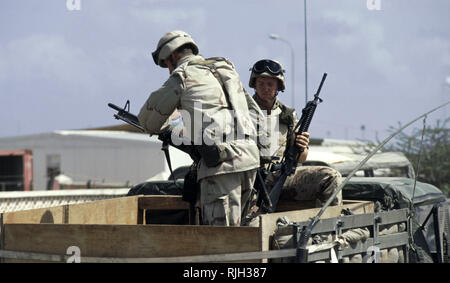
[322,9,412,83]
[323,9,363,27]
[102,46,151,88]
[1,34,96,91]
[129,6,206,28]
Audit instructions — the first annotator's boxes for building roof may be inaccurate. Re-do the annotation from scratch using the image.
[54,130,156,142]
[0,130,157,143]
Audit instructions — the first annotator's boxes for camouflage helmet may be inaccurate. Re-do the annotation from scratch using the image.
[152,30,199,68]
[249,59,286,91]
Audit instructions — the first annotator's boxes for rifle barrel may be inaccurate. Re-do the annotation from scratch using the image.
[108,103,123,112]
[315,73,327,97]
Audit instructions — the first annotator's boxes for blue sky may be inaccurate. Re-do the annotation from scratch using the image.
[0,0,449,141]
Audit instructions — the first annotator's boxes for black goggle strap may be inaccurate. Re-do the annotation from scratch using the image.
[252,60,283,75]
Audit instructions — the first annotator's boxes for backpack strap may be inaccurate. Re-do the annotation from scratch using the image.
[188,57,233,109]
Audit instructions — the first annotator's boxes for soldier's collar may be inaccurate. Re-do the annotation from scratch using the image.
[272,99,281,110]
[176,54,203,68]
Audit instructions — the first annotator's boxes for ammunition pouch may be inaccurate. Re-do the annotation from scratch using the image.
[196,144,231,168]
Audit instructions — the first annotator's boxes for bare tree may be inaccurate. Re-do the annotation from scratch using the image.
[383,118,449,196]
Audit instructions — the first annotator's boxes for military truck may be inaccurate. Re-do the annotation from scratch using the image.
[3,100,448,263]
[107,101,449,263]
[0,139,448,263]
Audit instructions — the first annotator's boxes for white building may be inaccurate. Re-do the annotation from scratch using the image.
[0,130,192,191]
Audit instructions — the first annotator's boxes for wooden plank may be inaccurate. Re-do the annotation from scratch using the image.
[67,195,140,224]
[0,250,66,263]
[291,213,376,234]
[138,195,190,210]
[378,208,408,226]
[340,213,375,230]
[2,206,65,224]
[259,200,374,256]
[3,223,261,263]
[1,230,406,263]
[0,248,296,263]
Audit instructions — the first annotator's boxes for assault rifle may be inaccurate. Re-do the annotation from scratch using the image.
[261,73,327,213]
[108,100,144,132]
[108,100,201,221]
[107,100,201,164]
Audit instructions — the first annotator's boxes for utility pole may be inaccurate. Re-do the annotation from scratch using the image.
[304,0,308,106]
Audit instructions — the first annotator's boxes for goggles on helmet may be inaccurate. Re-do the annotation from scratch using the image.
[251,59,283,75]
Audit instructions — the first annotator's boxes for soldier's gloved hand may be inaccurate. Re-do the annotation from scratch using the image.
[295,131,310,151]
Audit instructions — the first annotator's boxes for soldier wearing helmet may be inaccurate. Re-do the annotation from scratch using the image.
[139,30,260,226]
[249,59,342,208]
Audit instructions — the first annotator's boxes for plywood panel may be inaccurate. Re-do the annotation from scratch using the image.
[3,206,65,224]
[1,195,190,225]
[67,195,140,224]
[3,223,261,263]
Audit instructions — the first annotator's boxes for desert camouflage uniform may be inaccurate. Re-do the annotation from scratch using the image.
[139,53,260,226]
[200,169,256,226]
[261,98,342,207]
